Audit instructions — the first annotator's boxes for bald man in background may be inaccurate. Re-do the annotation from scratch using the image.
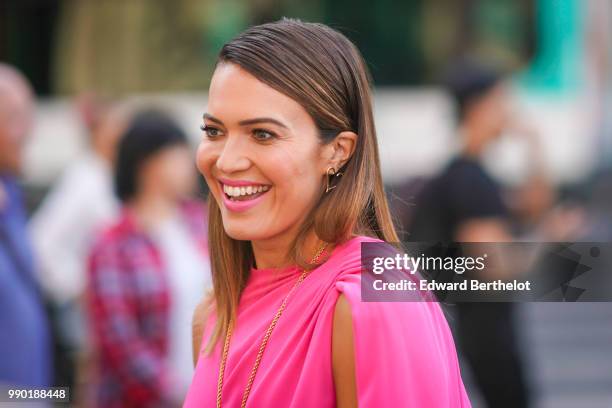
[0,63,52,389]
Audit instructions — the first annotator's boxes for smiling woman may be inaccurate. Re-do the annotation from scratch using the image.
[185,18,471,408]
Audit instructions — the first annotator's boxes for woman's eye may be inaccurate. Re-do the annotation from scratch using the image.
[200,124,221,138]
[253,129,275,141]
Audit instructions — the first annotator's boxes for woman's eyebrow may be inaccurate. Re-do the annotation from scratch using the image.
[202,113,223,124]
[203,114,288,129]
[238,117,288,129]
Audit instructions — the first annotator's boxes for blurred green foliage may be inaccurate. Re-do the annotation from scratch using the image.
[0,0,535,95]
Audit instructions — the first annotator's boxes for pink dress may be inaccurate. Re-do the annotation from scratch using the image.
[184,236,471,407]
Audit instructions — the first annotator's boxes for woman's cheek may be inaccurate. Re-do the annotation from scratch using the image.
[195,143,207,174]
[280,175,319,216]
[195,143,219,198]
[196,142,216,178]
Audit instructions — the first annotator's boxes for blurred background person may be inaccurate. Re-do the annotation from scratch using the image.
[506,129,588,242]
[406,59,530,408]
[28,94,128,393]
[0,63,52,389]
[85,110,211,408]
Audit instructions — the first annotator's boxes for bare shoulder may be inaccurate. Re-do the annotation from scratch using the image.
[332,294,358,408]
[192,292,213,367]
[333,294,353,329]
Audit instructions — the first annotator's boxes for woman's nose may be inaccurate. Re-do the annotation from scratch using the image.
[215,136,251,174]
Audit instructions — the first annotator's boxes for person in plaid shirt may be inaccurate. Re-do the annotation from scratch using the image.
[86,110,209,407]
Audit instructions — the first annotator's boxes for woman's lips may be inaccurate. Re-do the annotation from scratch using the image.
[218,180,271,213]
[218,177,264,187]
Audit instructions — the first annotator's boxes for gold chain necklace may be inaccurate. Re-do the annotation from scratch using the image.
[216,243,328,408]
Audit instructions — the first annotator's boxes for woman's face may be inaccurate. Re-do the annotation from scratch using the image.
[196,63,330,242]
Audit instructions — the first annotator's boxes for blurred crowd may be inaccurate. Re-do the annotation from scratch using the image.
[387,59,592,408]
[0,63,212,407]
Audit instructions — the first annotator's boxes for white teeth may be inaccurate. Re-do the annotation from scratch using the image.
[223,183,270,197]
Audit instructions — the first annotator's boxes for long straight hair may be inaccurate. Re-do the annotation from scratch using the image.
[205,18,399,353]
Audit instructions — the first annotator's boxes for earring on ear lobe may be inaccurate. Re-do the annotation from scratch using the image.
[325,166,343,193]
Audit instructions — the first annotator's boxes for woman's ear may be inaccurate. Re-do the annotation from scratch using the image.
[328,131,357,170]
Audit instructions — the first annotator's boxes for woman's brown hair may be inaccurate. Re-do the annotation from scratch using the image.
[204,18,399,353]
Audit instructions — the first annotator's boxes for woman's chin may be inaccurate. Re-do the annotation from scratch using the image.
[222,221,270,242]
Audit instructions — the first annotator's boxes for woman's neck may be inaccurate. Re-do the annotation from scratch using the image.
[251,227,324,270]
